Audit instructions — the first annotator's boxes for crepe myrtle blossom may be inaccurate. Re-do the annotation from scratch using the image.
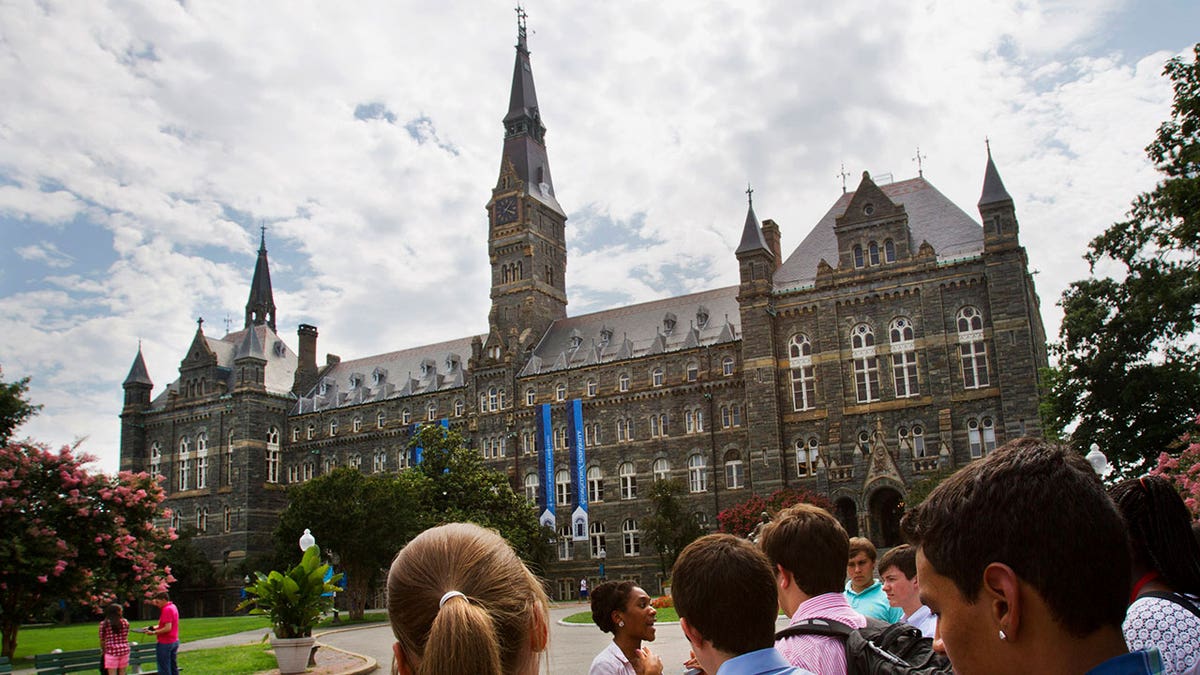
[1151,414,1200,520]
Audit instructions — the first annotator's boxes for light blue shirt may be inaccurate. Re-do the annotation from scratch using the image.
[715,647,817,675]
[844,579,903,623]
[903,604,938,638]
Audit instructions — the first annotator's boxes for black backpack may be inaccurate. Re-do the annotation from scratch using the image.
[775,617,954,675]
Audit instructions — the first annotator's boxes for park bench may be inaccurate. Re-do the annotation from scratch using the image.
[34,642,157,674]
[0,655,12,673]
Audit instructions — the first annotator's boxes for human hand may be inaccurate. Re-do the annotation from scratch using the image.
[632,646,663,675]
[683,650,705,675]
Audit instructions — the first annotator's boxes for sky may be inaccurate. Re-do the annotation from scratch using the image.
[1,1,1197,474]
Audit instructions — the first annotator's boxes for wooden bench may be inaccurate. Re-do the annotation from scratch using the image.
[0,655,13,674]
[34,643,158,674]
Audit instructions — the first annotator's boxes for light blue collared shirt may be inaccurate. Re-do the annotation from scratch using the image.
[715,647,817,675]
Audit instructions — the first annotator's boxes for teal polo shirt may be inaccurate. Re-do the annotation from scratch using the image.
[844,579,903,623]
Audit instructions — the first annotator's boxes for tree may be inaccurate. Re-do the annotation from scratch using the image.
[0,442,176,658]
[158,526,217,593]
[1150,414,1200,519]
[641,479,704,579]
[0,367,41,445]
[273,466,423,620]
[1047,44,1200,472]
[408,426,552,572]
[716,487,833,539]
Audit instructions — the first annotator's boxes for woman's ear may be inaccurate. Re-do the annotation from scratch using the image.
[530,606,549,653]
[393,642,413,675]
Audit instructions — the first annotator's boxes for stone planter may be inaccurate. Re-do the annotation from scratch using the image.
[271,635,316,674]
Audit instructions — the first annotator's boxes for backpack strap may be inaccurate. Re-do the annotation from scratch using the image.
[1139,591,1200,620]
[775,618,854,641]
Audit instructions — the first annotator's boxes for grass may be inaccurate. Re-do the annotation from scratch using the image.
[10,615,271,661]
[178,643,278,675]
[562,607,679,623]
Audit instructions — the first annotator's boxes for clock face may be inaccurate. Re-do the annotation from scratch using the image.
[494,197,518,224]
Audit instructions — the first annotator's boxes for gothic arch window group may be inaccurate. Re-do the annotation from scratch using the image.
[957,306,990,389]
[851,323,881,403]
[500,260,524,284]
[788,333,817,411]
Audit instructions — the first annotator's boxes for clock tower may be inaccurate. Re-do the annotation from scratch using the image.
[485,9,567,366]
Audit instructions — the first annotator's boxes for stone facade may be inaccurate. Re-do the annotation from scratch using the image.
[119,22,1048,610]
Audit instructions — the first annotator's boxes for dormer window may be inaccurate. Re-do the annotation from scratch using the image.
[273,341,286,357]
[599,328,613,345]
[663,313,677,335]
[318,380,329,396]
[696,307,710,329]
[349,374,362,389]
[420,359,435,377]
[445,355,459,371]
[570,329,583,349]
[373,368,387,385]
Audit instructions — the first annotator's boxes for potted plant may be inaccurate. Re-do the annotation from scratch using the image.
[237,546,342,674]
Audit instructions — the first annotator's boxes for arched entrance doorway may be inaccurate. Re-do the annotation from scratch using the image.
[868,487,904,547]
[834,497,859,538]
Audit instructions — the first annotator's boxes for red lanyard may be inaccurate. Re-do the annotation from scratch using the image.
[1130,571,1159,604]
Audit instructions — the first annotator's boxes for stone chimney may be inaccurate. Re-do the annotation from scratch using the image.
[761,219,782,271]
[293,324,319,394]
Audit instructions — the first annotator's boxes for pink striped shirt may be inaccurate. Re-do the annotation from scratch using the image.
[775,592,867,675]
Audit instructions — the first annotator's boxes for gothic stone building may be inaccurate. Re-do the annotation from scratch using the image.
[119,22,1048,609]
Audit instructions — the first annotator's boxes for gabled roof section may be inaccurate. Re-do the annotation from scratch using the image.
[520,286,741,376]
[153,324,297,407]
[123,347,153,387]
[292,335,480,413]
[978,148,1013,207]
[774,176,984,290]
[835,171,904,229]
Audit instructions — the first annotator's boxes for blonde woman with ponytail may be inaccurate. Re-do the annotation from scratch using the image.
[387,522,551,675]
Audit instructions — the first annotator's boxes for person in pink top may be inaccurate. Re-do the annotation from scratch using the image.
[98,603,130,675]
[758,503,867,675]
[141,591,179,675]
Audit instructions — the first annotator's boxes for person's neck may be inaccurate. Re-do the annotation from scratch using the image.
[851,579,874,593]
[613,632,642,663]
[901,600,923,617]
[1015,616,1130,674]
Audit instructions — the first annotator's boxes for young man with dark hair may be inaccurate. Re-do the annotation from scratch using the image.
[878,544,936,638]
[672,533,815,675]
[757,503,866,674]
[142,590,180,675]
[844,536,902,623]
[901,438,1165,675]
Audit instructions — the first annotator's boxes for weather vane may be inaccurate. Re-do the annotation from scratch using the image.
[838,163,850,193]
[913,146,927,177]
[745,183,754,207]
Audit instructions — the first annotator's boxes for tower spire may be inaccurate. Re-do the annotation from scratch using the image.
[245,228,277,332]
[500,7,561,212]
[979,142,1013,206]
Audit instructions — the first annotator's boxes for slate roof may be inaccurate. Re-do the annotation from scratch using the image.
[292,335,481,414]
[150,324,297,406]
[773,177,984,291]
[123,347,153,386]
[520,286,741,376]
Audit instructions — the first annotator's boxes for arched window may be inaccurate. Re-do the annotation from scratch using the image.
[427,402,437,421]
[957,306,990,389]
[377,411,386,429]
[526,388,536,406]
[353,417,362,433]
[653,458,670,482]
[401,409,412,424]
[851,323,880,403]
[796,437,818,477]
[688,453,708,493]
[869,241,880,265]
[619,373,630,392]
[349,454,362,471]
[454,399,464,416]
[555,382,567,401]
[884,239,896,262]
[558,524,573,561]
[587,466,604,502]
[651,368,664,387]
[686,363,699,382]
[619,462,637,500]
[329,418,338,436]
[266,427,280,484]
[149,442,161,479]
[788,334,816,411]
[556,469,571,506]
[397,448,413,470]
[858,430,871,454]
[968,417,997,459]
[912,425,927,456]
[590,521,607,558]
[890,317,919,398]
[587,379,597,396]
[195,433,209,490]
[623,519,640,556]
[524,472,539,503]
[722,356,735,376]
[196,506,208,532]
[853,244,865,268]
[724,449,744,489]
[306,424,315,440]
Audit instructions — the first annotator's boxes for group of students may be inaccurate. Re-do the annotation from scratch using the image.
[96,591,179,675]
[379,437,1199,675]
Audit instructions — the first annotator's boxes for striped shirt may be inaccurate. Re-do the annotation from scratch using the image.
[775,593,866,675]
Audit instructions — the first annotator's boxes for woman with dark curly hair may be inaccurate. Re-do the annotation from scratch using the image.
[588,580,663,675]
[1110,475,1200,675]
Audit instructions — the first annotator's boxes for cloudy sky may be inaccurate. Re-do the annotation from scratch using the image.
[1,1,1196,473]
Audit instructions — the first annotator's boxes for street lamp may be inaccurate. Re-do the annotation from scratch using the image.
[1085,443,1110,477]
[598,548,607,580]
[299,528,316,552]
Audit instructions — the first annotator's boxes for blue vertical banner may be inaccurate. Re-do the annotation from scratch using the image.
[411,418,450,465]
[567,399,589,542]
[537,404,555,529]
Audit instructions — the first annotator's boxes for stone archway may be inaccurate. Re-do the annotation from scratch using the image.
[867,487,904,548]
[834,496,859,538]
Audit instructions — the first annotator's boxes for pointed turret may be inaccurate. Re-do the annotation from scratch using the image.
[234,325,267,391]
[245,228,277,332]
[498,8,561,213]
[978,144,1013,207]
[123,345,153,409]
[736,189,770,255]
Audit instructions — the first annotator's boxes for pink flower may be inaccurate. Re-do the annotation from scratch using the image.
[37,575,47,583]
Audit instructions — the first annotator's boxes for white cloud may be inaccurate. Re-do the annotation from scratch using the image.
[0,0,1193,472]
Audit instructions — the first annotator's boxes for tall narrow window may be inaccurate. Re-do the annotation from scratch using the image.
[619,373,630,392]
[686,363,698,382]
[427,402,437,421]
[912,425,927,456]
[353,417,362,433]
[651,368,664,387]
[884,239,896,262]
[555,383,567,401]
[587,466,604,502]
[558,525,574,561]
[652,458,670,482]
[890,317,919,398]
[795,437,817,477]
[619,462,637,500]
[224,432,234,487]
[869,241,880,265]
[266,427,280,484]
[556,469,571,506]
[524,472,539,503]
[587,379,597,397]
[150,442,161,481]
[788,334,817,411]
[177,437,191,491]
[688,453,708,493]
[622,519,640,556]
[851,323,880,403]
[957,306,990,389]
[329,419,338,436]
[724,450,744,490]
[853,244,865,268]
[526,388,536,406]
[590,522,607,558]
[722,357,735,376]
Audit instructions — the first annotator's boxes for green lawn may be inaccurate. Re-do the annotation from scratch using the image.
[562,607,679,623]
[10,615,271,661]
[178,643,278,675]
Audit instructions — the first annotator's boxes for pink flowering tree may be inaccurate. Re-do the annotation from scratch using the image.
[1150,415,1200,520]
[0,441,176,658]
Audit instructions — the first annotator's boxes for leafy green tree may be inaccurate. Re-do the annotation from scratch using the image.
[641,478,704,580]
[0,442,175,658]
[0,367,41,445]
[274,466,423,620]
[159,525,217,592]
[409,426,552,573]
[1048,44,1200,472]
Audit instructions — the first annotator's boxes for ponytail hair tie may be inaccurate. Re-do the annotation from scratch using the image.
[439,590,466,609]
